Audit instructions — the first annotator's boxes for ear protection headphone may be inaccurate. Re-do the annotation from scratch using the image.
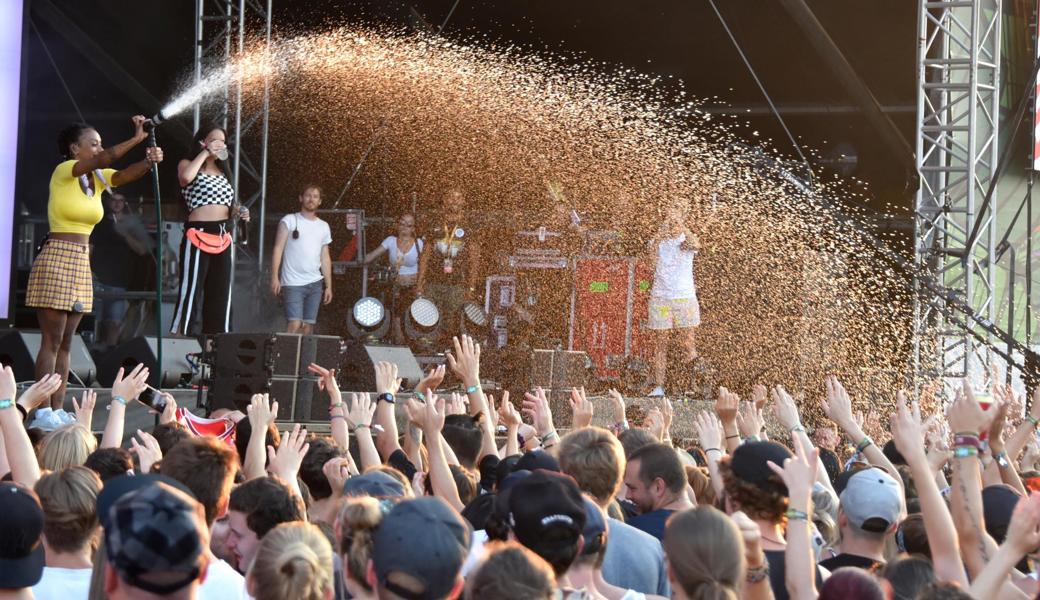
[292,214,300,240]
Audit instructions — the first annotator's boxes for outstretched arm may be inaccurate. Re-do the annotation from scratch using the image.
[102,364,150,449]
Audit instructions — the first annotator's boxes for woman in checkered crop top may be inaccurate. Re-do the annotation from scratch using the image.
[170,124,251,337]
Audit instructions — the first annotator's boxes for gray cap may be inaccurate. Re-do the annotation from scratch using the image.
[343,471,406,498]
[839,468,904,533]
[372,497,471,600]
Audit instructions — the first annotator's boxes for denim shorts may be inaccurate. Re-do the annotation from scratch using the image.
[94,283,129,323]
[283,280,324,324]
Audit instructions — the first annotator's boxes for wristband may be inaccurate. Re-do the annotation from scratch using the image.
[612,421,630,434]
[330,402,345,411]
[953,446,979,459]
[746,435,759,442]
[784,508,809,521]
[993,449,1009,468]
[112,396,128,406]
[855,436,873,453]
[543,430,560,443]
[790,424,806,434]
[953,434,980,449]
[330,414,346,421]
[746,563,770,584]
[1028,415,1040,428]
[15,402,27,421]
[376,392,395,405]
[414,390,426,402]
[704,447,722,455]
[352,423,371,434]
[725,434,740,440]
[465,385,479,394]
[0,399,13,410]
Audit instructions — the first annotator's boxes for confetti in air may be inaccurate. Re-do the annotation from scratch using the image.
[175,26,916,429]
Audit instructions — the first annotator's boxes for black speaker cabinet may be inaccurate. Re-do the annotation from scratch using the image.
[97,336,202,388]
[0,330,97,385]
[208,373,328,422]
[338,343,424,392]
[213,333,345,378]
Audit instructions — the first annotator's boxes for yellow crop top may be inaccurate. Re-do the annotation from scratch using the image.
[47,160,117,235]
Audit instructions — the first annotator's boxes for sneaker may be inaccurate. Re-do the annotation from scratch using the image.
[648,386,665,397]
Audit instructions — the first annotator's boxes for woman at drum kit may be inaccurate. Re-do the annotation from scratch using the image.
[365,212,424,344]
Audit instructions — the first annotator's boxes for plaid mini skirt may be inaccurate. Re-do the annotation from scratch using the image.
[26,239,94,313]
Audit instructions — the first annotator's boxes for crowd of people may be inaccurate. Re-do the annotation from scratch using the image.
[2,334,1040,600]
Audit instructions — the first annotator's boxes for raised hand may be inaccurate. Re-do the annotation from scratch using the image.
[751,384,768,410]
[821,375,855,430]
[771,384,803,432]
[947,381,997,436]
[522,387,555,438]
[159,393,178,424]
[308,363,343,407]
[347,393,376,430]
[447,392,467,416]
[417,365,446,395]
[693,410,724,451]
[497,393,522,429]
[18,374,63,411]
[406,393,446,434]
[446,335,481,386]
[72,389,96,429]
[1006,493,1040,555]
[267,423,310,482]
[766,434,819,506]
[644,408,665,441]
[570,387,594,429]
[373,361,401,396]
[889,390,927,463]
[607,388,627,425]
[659,396,674,439]
[247,393,278,429]
[322,456,352,498]
[0,367,15,404]
[736,400,764,439]
[130,429,163,474]
[715,386,739,427]
[731,510,766,568]
[112,364,150,403]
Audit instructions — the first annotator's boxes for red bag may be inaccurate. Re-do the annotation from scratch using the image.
[186,228,232,254]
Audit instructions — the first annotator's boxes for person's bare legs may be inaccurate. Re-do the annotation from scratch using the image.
[680,327,698,362]
[653,329,669,392]
[35,308,68,409]
[286,320,303,334]
[301,323,314,335]
[52,312,84,409]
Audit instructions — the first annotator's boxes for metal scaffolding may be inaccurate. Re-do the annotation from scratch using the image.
[193,0,272,275]
[914,0,1002,381]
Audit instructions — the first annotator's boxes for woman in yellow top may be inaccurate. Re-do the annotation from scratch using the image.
[26,116,163,409]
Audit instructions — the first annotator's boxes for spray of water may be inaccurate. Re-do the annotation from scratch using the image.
[166,26,918,433]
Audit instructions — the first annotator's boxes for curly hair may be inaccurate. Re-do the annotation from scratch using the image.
[718,457,788,523]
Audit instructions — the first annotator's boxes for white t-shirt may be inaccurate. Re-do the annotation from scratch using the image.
[31,567,91,600]
[380,236,424,276]
[650,233,697,300]
[199,558,250,600]
[278,213,332,287]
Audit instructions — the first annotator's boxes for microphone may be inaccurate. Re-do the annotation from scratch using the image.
[143,109,169,131]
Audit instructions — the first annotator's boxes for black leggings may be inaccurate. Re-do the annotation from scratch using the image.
[170,220,234,336]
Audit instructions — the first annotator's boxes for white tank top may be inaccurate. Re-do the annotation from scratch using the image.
[381,236,424,276]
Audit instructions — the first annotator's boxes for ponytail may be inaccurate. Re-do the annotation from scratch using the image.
[248,522,333,600]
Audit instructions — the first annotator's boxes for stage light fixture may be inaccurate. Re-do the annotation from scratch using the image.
[459,302,490,342]
[348,297,389,341]
[405,297,441,348]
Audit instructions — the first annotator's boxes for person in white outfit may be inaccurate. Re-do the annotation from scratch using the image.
[270,185,333,334]
[646,206,700,397]
[365,212,424,344]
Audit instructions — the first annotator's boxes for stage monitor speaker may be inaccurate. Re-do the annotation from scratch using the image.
[339,343,423,392]
[98,336,202,388]
[213,333,345,378]
[208,374,326,422]
[0,330,96,385]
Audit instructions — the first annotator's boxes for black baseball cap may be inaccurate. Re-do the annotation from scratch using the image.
[729,441,792,492]
[0,483,45,589]
[506,470,586,552]
[97,473,194,529]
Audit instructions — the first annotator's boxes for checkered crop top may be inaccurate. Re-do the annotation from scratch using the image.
[182,173,235,211]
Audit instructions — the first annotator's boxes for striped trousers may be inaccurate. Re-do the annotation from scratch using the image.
[170,220,234,336]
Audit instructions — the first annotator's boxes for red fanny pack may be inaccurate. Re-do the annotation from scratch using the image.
[186,228,232,254]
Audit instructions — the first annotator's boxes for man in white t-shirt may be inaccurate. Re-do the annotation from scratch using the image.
[270,185,333,334]
[647,206,700,397]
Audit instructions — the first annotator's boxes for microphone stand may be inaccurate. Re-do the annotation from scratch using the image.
[147,128,164,396]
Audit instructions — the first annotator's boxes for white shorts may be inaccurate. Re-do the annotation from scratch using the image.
[647,296,700,330]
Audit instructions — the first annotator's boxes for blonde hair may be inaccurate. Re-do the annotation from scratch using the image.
[337,496,384,592]
[249,522,334,600]
[34,466,102,552]
[558,427,625,504]
[41,424,97,471]
[663,507,744,600]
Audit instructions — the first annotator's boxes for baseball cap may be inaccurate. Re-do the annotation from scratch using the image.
[0,483,45,589]
[839,468,905,533]
[506,470,586,551]
[582,497,608,548]
[343,471,406,498]
[105,482,209,595]
[515,449,561,473]
[372,497,471,600]
[729,441,792,491]
[96,473,194,528]
[982,484,1023,543]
